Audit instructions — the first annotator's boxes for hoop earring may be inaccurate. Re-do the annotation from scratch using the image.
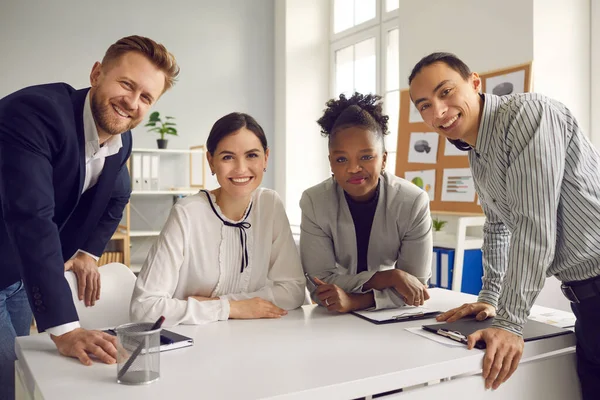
[211,171,215,176]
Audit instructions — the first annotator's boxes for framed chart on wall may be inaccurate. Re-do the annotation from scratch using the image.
[395,62,532,214]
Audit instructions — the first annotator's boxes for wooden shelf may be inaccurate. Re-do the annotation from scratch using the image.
[110,231,128,240]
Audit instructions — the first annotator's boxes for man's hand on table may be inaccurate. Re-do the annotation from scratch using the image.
[51,328,117,366]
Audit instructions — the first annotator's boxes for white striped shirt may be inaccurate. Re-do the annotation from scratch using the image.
[469,93,600,336]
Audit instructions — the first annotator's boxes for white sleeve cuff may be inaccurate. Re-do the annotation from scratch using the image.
[372,288,406,310]
[219,298,231,320]
[45,321,81,336]
[74,249,100,262]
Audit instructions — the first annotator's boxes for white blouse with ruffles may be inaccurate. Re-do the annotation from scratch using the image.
[130,188,305,326]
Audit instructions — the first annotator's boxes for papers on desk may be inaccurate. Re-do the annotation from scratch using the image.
[352,306,440,325]
[529,309,576,329]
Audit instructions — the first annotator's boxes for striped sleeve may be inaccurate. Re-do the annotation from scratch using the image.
[477,201,510,309]
[493,101,567,336]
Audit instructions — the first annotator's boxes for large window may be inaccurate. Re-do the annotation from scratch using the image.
[331,0,399,173]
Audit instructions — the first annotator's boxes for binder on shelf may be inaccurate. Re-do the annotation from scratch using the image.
[430,248,439,287]
[150,154,160,191]
[440,251,453,289]
[431,247,483,294]
[132,153,143,190]
[141,154,151,191]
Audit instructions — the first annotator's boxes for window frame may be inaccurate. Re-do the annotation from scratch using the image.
[329,25,381,98]
[329,0,400,170]
[330,0,382,41]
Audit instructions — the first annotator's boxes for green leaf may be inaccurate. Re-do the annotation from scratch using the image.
[148,127,161,133]
[165,116,175,120]
[164,122,177,126]
[148,111,160,122]
[144,122,157,127]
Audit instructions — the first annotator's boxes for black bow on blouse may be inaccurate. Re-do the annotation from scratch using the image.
[203,191,253,273]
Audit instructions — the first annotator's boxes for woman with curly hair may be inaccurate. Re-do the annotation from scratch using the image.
[300,92,432,312]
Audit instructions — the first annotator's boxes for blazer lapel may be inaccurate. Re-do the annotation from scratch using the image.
[71,88,90,200]
[93,152,121,201]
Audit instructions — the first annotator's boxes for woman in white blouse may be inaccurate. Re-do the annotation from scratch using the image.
[130,112,305,326]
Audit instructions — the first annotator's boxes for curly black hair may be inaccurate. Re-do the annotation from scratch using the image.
[317,92,389,143]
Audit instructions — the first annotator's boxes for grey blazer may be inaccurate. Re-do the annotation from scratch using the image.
[299,171,432,309]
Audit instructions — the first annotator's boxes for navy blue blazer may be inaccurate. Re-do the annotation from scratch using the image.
[0,83,132,332]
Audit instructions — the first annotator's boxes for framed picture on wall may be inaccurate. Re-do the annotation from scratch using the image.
[482,63,532,96]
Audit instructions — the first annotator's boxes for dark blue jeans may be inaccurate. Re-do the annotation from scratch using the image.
[0,281,32,400]
[571,295,600,400]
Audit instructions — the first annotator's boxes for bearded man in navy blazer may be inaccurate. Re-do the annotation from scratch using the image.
[0,35,179,399]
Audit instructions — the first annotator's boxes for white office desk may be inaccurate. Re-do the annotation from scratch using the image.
[15,289,580,400]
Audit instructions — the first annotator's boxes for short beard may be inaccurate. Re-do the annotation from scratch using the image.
[91,95,136,136]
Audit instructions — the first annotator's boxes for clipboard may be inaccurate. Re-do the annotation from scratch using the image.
[422,317,573,349]
[352,306,441,325]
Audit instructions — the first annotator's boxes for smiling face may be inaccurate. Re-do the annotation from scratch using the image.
[89,51,166,141]
[207,127,269,200]
[329,126,386,202]
[409,61,482,146]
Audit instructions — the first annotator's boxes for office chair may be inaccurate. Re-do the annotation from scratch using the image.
[64,262,136,329]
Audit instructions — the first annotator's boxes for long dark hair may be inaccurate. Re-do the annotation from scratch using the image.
[206,112,268,155]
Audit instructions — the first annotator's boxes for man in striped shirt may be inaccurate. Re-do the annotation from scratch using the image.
[408,52,600,397]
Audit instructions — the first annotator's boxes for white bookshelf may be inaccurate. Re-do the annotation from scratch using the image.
[431,212,486,292]
[129,230,161,237]
[132,189,200,195]
[125,146,205,269]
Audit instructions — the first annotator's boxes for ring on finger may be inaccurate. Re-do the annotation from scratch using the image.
[325,298,329,306]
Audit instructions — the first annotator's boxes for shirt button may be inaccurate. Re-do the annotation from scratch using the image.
[31,286,40,293]
[492,199,496,203]
[33,293,42,300]
[34,300,43,306]
[36,306,46,313]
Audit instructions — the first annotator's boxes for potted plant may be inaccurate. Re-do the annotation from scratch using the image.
[144,111,177,149]
[432,218,448,240]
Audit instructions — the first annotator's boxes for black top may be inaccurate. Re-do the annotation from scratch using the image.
[344,181,380,273]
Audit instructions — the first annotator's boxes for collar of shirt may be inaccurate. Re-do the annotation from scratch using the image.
[83,92,123,163]
[473,93,502,157]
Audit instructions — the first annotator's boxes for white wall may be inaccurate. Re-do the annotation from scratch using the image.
[275,0,330,225]
[533,0,590,138]
[592,1,600,147]
[0,0,275,189]
[398,0,534,91]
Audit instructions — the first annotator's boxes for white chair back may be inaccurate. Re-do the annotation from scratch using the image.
[64,262,136,329]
